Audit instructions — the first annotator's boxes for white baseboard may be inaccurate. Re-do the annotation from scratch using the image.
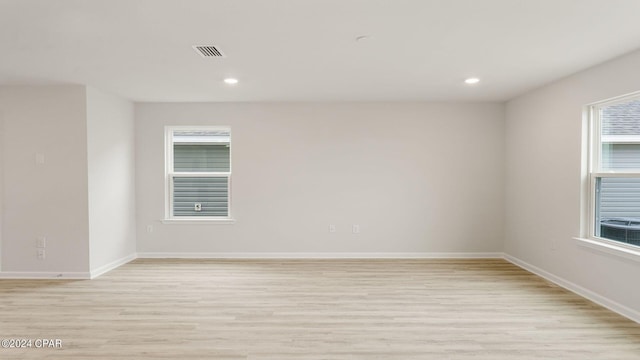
[136,252,504,259]
[504,253,640,324]
[0,271,90,279]
[90,253,137,279]
[0,252,501,278]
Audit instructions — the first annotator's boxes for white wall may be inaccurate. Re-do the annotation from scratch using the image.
[0,85,90,273]
[136,102,505,255]
[505,49,640,315]
[86,87,136,273]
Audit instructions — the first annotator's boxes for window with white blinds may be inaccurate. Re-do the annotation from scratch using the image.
[589,95,640,248]
[166,127,231,219]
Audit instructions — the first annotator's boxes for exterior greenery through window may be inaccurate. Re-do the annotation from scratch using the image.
[590,95,640,247]
[166,127,231,219]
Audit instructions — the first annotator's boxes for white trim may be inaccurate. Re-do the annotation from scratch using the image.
[602,135,640,143]
[587,105,598,238]
[504,253,640,324]
[586,94,640,241]
[161,218,236,224]
[164,126,173,220]
[591,172,640,178]
[573,237,640,263]
[136,252,504,259]
[0,271,90,279]
[89,253,137,279]
[587,90,640,108]
[590,104,601,174]
[170,172,230,177]
[165,125,233,220]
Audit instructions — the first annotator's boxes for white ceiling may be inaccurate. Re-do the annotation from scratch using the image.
[1,0,640,102]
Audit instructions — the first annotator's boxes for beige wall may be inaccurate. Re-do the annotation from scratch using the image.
[135,102,505,255]
[505,49,640,316]
[0,85,90,273]
[0,85,137,276]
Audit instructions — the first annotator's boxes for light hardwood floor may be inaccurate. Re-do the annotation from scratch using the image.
[1,259,639,359]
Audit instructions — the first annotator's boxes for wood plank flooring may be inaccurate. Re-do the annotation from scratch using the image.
[1,259,639,359]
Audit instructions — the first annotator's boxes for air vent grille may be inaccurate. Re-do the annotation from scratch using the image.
[193,45,225,58]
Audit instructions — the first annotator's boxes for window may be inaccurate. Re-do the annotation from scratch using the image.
[165,126,231,220]
[588,95,640,248]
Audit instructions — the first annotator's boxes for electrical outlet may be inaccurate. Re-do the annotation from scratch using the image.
[194,203,202,212]
[329,224,336,233]
[146,225,153,233]
[36,236,46,248]
[352,224,360,234]
[37,249,46,260]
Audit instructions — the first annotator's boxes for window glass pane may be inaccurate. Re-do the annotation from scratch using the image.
[595,177,640,246]
[174,144,230,172]
[600,100,640,171]
[173,177,228,217]
[602,144,640,170]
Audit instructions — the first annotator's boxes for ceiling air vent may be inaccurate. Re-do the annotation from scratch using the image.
[192,45,225,58]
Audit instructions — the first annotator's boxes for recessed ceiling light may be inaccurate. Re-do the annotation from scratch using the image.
[464,77,480,85]
[224,78,238,85]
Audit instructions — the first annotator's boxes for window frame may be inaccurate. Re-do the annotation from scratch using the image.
[586,92,640,251]
[164,125,234,223]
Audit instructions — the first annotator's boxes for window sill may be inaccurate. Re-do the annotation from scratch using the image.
[162,218,236,225]
[573,237,640,263]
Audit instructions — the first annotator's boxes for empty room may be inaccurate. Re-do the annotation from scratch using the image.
[1,0,640,359]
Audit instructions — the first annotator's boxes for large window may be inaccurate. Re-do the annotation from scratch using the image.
[165,126,231,220]
[589,95,640,248]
